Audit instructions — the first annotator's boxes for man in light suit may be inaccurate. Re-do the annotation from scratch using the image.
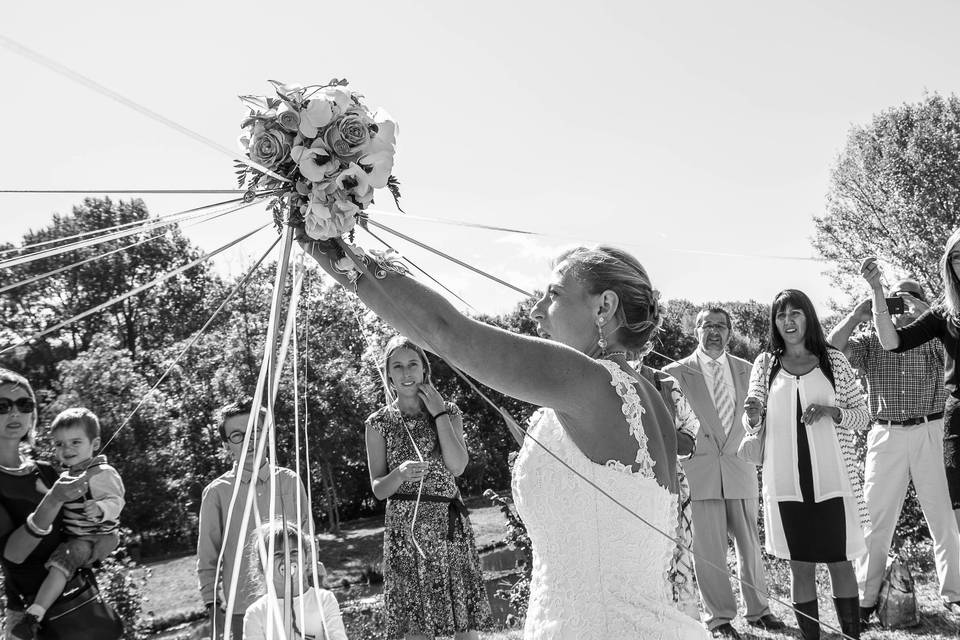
[664,308,784,639]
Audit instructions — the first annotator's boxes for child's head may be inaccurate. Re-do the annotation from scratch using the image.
[216,396,269,464]
[381,335,431,403]
[50,408,101,467]
[248,520,319,596]
[0,368,38,447]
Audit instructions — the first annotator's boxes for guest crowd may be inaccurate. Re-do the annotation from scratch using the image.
[2,229,960,640]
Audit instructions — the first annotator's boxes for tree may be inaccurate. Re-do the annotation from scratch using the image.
[813,93,960,302]
[646,299,770,369]
[45,335,195,548]
[2,198,220,371]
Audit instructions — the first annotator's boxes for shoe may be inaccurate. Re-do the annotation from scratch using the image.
[793,600,820,640]
[8,613,41,640]
[710,623,742,639]
[859,604,876,626]
[833,596,861,639]
[748,613,786,630]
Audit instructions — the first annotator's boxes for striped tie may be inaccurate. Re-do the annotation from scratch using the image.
[710,360,735,436]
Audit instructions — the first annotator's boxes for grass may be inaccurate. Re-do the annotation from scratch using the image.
[140,498,508,627]
[141,499,958,639]
[720,551,959,640]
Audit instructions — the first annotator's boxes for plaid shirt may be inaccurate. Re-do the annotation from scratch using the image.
[847,330,947,422]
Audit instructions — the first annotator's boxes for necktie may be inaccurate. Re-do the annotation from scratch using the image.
[710,360,735,436]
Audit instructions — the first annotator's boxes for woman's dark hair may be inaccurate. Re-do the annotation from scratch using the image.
[768,289,835,386]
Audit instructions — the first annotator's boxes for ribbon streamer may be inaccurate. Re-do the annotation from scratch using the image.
[361,225,477,313]
[217,227,295,640]
[0,221,269,355]
[0,189,256,194]
[0,34,289,184]
[0,192,276,259]
[0,197,255,269]
[367,208,826,263]
[367,219,534,297]
[98,235,281,453]
[0,204,247,294]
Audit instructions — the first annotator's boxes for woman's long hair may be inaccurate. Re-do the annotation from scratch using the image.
[380,335,433,412]
[768,289,835,385]
[941,228,960,320]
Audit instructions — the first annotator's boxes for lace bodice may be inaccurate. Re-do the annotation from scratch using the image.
[511,360,709,639]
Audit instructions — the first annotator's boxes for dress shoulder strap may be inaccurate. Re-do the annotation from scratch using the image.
[596,359,657,476]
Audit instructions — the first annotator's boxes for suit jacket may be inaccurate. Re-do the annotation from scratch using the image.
[664,352,759,500]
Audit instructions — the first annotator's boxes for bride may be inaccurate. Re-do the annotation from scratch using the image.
[299,239,709,639]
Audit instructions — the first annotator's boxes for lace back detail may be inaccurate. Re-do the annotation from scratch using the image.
[596,360,657,477]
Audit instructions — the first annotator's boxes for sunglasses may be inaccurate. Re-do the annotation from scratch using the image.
[0,398,37,414]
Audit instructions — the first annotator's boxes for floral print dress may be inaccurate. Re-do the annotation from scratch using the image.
[366,402,493,639]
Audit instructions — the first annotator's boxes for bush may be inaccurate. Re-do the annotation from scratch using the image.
[97,535,150,640]
[484,482,531,625]
[341,601,386,640]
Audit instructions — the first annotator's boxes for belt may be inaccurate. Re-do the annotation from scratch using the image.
[390,493,469,541]
[877,411,944,427]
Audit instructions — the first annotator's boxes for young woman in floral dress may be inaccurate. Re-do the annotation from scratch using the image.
[365,336,492,640]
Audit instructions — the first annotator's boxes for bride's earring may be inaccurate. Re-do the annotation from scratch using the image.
[597,316,607,356]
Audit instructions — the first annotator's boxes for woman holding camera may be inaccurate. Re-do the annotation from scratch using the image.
[862,229,960,534]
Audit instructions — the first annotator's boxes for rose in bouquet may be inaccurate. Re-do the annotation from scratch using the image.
[236,79,401,245]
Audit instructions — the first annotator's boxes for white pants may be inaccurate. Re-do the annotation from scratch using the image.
[855,419,960,606]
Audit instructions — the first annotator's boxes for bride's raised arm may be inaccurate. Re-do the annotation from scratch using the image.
[298,236,619,429]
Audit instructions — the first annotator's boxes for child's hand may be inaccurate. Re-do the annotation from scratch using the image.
[83,500,104,521]
[48,474,88,503]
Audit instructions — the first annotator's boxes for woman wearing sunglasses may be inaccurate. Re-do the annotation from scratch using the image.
[0,368,110,639]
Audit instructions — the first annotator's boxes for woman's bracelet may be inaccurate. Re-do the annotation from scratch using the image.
[25,512,53,538]
[431,410,450,421]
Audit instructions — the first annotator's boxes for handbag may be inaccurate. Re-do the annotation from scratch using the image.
[39,568,124,640]
[876,548,920,629]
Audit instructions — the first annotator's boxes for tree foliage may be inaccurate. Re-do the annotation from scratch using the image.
[2,197,221,387]
[814,92,960,300]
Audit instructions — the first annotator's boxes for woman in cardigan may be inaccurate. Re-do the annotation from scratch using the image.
[741,290,870,640]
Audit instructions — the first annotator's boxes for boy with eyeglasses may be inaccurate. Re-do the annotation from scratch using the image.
[196,397,312,640]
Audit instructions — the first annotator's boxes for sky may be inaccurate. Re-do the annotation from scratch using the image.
[2,1,959,317]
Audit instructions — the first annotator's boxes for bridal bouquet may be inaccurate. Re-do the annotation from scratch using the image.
[236,79,400,243]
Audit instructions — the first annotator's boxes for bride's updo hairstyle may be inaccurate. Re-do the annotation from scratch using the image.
[554,246,662,354]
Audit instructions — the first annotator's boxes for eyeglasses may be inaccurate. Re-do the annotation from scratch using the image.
[698,323,729,332]
[0,398,36,414]
[225,431,248,444]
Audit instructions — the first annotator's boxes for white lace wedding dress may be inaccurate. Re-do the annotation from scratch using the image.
[512,360,709,639]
